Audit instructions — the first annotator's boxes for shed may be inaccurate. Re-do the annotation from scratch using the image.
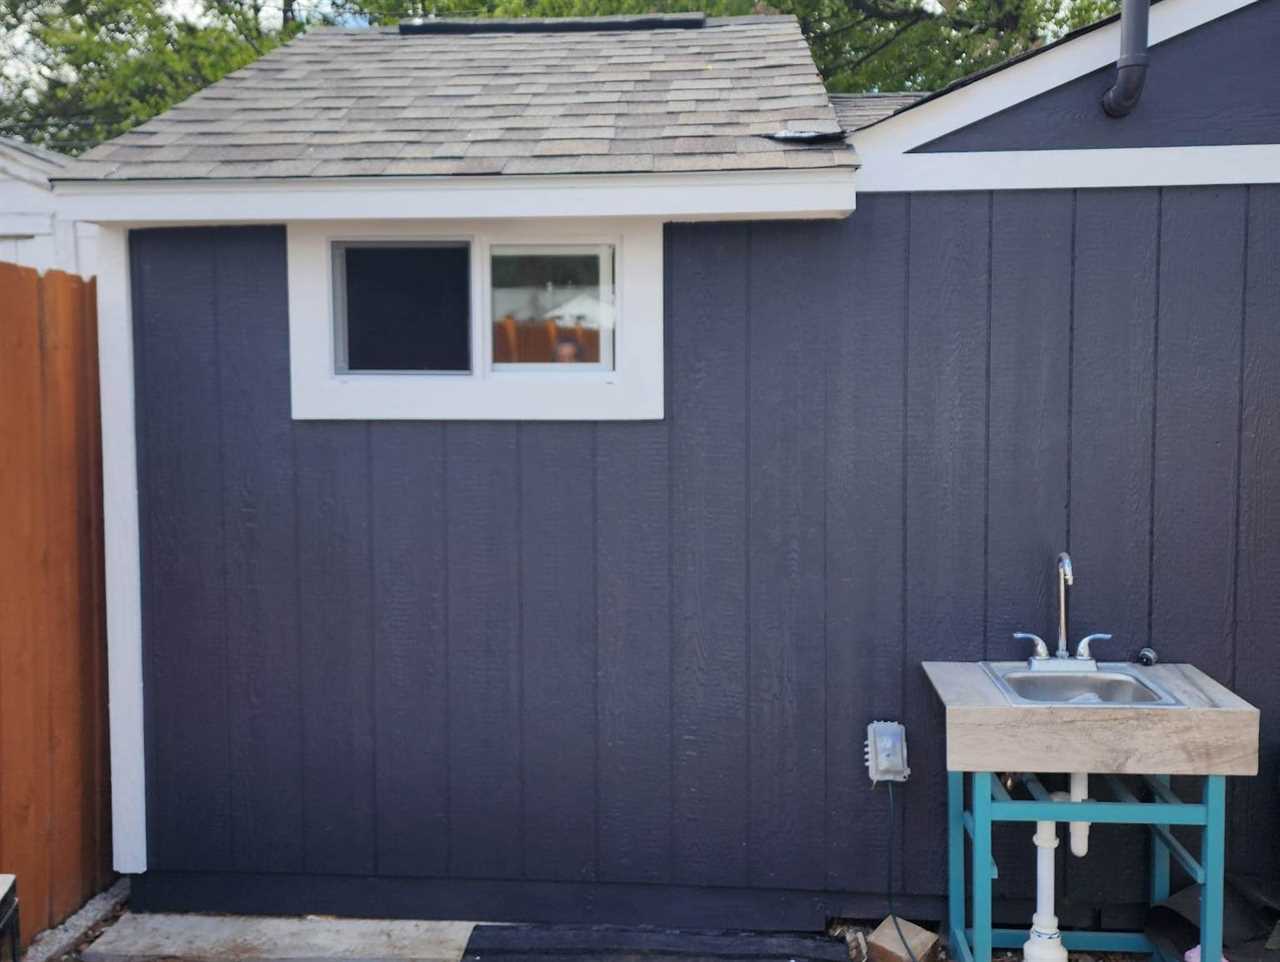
[0,136,95,274]
[56,0,1280,932]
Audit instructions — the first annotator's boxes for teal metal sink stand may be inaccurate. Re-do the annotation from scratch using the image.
[948,770,1226,962]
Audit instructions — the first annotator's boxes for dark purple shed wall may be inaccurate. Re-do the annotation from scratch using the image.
[129,187,1280,929]
[916,0,1280,152]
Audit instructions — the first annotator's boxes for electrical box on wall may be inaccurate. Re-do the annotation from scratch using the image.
[865,721,910,784]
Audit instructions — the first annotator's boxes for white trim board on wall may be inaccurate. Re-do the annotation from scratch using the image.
[854,144,1280,192]
[96,225,148,874]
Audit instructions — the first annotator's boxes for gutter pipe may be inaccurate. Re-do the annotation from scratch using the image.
[1102,0,1151,117]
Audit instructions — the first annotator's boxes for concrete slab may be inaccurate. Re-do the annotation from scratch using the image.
[25,879,130,962]
[81,913,476,962]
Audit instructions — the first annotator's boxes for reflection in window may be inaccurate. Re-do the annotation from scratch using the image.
[491,245,615,369]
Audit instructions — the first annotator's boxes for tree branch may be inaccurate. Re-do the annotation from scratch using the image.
[821,10,926,79]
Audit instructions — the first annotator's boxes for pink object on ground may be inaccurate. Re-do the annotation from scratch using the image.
[1185,945,1229,962]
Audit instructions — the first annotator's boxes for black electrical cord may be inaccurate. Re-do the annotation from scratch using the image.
[886,782,921,962]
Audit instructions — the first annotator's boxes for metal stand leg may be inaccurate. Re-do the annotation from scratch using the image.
[1201,776,1226,962]
[948,772,967,954]
[972,772,993,962]
[1151,774,1171,905]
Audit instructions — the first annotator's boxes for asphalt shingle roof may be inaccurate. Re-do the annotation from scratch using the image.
[62,14,854,181]
[829,92,924,132]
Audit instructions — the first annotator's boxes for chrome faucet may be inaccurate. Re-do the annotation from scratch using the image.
[1056,552,1074,659]
[1013,553,1115,669]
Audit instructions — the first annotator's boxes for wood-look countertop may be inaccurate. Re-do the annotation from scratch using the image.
[922,661,1259,776]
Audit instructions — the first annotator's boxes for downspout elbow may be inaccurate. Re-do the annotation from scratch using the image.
[1102,57,1150,117]
[1102,0,1151,117]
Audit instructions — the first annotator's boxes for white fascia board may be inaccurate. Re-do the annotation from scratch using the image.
[856,144,1280,192]
[53,168,856,225]
[0,212,54,238]
[853,0,1262,157]
[96,225,148,873]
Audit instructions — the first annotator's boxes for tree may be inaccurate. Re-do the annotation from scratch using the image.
[0,0,1118,154]
[0,0,300,152]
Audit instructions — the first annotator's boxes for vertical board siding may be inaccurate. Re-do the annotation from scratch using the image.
[1151,187,1248,679]
[985,190,1074,902]
[216,228,306,874]
[134,229,233,871]
[132,192,1279,928]
[668,223,750,888]
[519,424,597,881]
[824,194,908,893]
[902,193,991,897]
[596,420,672,883]
[0,263,110,943]
[1065,191,1161,910]
[1230,184,1280,881]
[371,422,450,877]
[296,423,377,874]
[1068,191,1160,659]
[446,425,523,879]
[985,190,1073,663]
[746,221,829,891]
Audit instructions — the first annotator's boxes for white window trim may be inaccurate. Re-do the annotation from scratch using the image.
[287,218,663,420]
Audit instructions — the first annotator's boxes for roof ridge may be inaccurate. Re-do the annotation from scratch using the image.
[398,12,707,34]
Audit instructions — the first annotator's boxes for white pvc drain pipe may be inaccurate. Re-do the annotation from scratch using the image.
[1023,774,1092,962]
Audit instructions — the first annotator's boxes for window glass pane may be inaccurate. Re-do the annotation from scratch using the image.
[339,243,470,372]
[491,245,615,368]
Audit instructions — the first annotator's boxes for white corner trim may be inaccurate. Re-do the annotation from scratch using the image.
[96,225,148,873]
[288,218,664,420]
[855,144,1280,192]
[54,168,856,225]
[853,0,1262,157]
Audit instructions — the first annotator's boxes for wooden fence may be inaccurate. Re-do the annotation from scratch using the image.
[0,263,111,944]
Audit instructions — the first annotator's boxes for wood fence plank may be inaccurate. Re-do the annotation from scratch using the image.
[0,263,111,940]
[80,277,112,892]
[41,271,91,922]
[0,262,54,939]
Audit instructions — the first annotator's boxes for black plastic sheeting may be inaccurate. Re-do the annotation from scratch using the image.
[463,924,851,961]
[1147,876,1280,962]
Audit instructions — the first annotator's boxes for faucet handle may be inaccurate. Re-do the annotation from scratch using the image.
[1076,633,1111,660]
[1014,632,1050,659]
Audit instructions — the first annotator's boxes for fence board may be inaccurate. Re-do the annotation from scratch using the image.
[0,262,111,944]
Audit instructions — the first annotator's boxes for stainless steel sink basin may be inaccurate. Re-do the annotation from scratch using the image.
[982,662,1184,707]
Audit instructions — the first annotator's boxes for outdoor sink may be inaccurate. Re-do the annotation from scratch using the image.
[922,661,1259,775]
[982,661,1183,708]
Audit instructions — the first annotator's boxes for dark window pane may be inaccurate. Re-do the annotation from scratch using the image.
[342,244,470,372]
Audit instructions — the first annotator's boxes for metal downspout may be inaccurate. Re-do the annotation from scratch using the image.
[1102,0,1151,117]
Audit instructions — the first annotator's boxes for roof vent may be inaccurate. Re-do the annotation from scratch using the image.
[399,12,706,34]
[765,129,847,145]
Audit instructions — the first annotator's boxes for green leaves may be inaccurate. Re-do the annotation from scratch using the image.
[0,0,288,152]
[0,0,1118,154]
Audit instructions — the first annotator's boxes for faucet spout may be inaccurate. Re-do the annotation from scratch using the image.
[1056,552,1074,658]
